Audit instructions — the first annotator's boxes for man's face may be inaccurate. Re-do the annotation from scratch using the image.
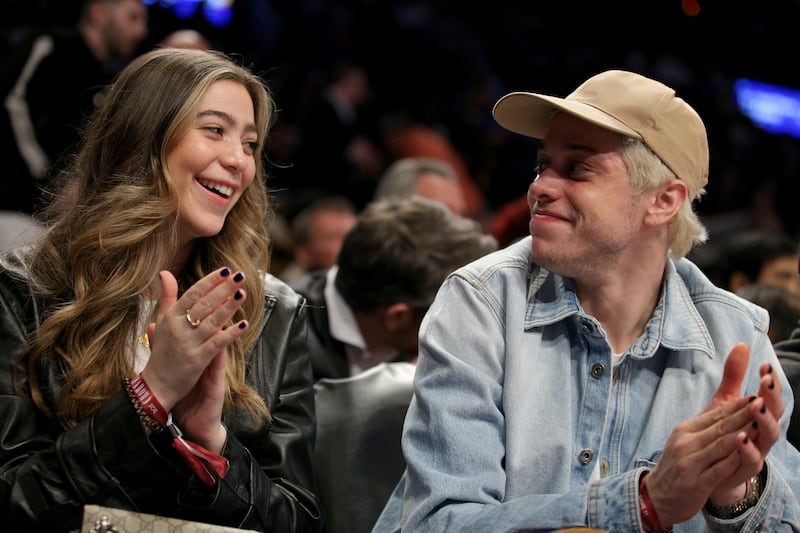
[413,172,467,216]
[299,209,356,271]
[526,113,655,281]
[102,0,148,59]
[759,254,800,296]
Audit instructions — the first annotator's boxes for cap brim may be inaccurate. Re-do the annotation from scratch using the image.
[492,92,640,141]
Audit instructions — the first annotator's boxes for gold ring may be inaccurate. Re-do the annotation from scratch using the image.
[185,309,201,328]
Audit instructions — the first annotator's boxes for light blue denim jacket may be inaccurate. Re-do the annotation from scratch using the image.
[373,236,800,532]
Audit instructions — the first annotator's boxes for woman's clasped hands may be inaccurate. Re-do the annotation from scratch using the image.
[141,266,249,454]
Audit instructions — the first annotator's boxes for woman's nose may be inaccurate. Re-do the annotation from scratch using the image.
[221,144,245,171]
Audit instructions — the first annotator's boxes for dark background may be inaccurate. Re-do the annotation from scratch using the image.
[3,0,800,245]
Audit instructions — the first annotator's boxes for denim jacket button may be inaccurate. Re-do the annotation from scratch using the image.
[590,363,605,378]
[578,449,594,464]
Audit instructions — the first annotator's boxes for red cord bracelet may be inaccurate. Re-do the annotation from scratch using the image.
[639,473,663,533]
[125,373,229,486]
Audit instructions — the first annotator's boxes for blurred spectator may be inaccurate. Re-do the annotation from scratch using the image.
[373,157,466,216]
[278,196,357,283]
[721,229,800,296]
[737,284,800,343]
[487,193,531,247]
[380,113,486,220]
[290,196,497,381]
[0,0,148,214]
[314,361,416,533]
[160,28,210,50]
[775,339,800,450]
[308,196,496,533]
[288,60,384,210]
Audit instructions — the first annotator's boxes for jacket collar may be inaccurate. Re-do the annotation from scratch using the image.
[524,257,715,359]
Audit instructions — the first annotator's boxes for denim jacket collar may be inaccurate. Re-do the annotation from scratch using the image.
[525,257,715,360]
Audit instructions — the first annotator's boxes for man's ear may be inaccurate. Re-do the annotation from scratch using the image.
[644,179,687,226]
[383,302,414,332]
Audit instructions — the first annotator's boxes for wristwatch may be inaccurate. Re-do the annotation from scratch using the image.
[705,470,763,519]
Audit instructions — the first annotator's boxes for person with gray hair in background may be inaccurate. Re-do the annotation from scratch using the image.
[373,70,800,532]
[373,157,468,217]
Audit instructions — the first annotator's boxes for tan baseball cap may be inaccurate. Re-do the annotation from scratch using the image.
[492,70,709,198]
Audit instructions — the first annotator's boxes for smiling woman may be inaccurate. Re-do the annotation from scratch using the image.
[168,79,258,243]
[0,48,321,532]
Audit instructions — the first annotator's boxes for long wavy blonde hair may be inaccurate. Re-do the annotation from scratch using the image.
[27,48,275,426]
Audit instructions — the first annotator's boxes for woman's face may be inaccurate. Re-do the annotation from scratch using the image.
[167,79,258,246]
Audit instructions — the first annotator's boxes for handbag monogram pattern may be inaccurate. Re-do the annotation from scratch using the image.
[79,505,258,532]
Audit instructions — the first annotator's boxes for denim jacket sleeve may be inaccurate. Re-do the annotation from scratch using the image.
[387,241,800,533]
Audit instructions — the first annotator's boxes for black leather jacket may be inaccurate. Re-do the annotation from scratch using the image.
[289,271,350,380]
[775,326,800,450]
[0,246,321,532]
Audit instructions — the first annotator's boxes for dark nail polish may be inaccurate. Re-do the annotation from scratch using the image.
[233,272,244,282]
[220,267,230,277]
[760,405,767,414]
[767,364,773,374]
[743,436,749,445]
[769,379,775,390]
[752,421,758,430]
[749,395,757,403]
[234,289,243,300]
[238,321,247,329]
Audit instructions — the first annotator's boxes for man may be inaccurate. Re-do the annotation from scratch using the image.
[288,60,384,210]
[295,196,495,532]
[290,196,496,381]
[373,157,467,217]
[723,229,800,297]
[0,0,148,214]
[278,196,357,283]
[373,70,800,531]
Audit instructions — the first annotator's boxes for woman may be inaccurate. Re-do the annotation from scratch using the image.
[0,48,321,531]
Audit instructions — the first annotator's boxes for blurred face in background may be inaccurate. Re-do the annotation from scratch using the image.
[758,254,800,297]
[413,172,467,216]
[295,208,357,272]
[101,0,149,59]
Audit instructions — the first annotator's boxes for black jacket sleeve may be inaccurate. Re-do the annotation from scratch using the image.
[0,251,321,532]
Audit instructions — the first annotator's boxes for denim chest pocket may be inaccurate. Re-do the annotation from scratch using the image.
[635,450,662,469]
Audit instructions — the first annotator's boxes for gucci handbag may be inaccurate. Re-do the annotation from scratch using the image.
[78,504,259,532]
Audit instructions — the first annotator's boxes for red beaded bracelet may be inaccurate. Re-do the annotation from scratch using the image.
[123,373,229,486]
[639,473,663,533]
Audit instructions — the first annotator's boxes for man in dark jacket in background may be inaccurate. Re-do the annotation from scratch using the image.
[775,323,800,449]
[0,0,147,214]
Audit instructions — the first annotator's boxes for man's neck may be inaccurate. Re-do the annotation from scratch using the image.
[575,255,667,354]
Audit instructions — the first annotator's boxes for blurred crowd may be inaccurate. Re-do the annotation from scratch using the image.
[2,0,800,276]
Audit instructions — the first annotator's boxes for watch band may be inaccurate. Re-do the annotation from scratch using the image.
[705,471,762,519]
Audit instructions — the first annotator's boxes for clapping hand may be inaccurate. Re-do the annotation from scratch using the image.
[644,343,783,527]
[141,267,249,453]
